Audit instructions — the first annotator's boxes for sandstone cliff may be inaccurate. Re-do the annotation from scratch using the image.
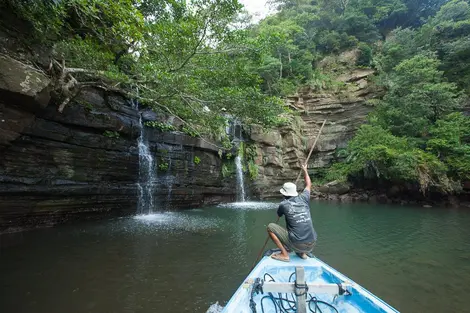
[250,63,379,198]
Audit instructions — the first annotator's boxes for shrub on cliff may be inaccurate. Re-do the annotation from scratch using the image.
[427,112,470,181]
[327,125,451,193]
[328,52,468,194]
[356,43,373,67]
[373,54,462,139]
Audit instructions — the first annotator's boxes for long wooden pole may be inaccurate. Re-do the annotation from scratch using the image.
[250,120,327,271]
[294,119,327,184]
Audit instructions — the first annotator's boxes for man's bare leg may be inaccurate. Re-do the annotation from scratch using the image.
[268,231,289,261]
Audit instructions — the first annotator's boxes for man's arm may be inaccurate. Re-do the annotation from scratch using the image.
[277,204,284,217]
[302,164,311,192]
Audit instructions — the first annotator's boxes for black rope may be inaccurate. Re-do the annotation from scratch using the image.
[264,273,276,282]
[250,278,264,313]
[308,296,340,313]
[295,281,309,296]
[250,272,347,313]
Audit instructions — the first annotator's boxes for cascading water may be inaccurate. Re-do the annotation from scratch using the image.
[227,117,246,202]
[132,99,156,214]
[235,155,246,202]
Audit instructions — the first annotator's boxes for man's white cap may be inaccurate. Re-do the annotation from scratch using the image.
[280,182,298,197]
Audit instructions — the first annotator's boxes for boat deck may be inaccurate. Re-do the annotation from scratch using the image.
[223,253,399,313]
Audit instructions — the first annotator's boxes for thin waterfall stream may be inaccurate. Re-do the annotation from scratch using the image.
[229,117,246,203]
[132,99,156,214]
[235,155,246,202]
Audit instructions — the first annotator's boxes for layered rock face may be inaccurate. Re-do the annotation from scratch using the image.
[248,117,307,199]
[289,69,377,168]
[250,67,378,198]
[0,55,234,232]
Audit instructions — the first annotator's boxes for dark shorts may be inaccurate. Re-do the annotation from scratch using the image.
[267,223,315,253]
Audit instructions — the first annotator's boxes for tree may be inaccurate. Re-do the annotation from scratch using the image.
[327,124,450,192]
[374,54,461,138]
[427,112,470,181]
[426,0,470,91]
[4,0,290,142]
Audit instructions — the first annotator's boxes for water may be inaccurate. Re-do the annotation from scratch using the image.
[133,101,156,214]
[1,202,470,313]
[235,156,246,202]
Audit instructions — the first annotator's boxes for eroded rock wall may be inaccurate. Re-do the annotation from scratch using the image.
[248,117,307,199]
[0,55,234,232]
[289,69,378,168]
[250,68,379,198]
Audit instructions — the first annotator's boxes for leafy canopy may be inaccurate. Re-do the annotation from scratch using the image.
[3,0,289,143]
[327,1,470,194]
[248,0,449,96]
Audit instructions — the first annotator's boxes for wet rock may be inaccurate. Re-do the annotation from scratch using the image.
[141,109,158,122]
[250,125,282,147]
[448,195,460,208]
[0,78,235,232]
[387,185,401,197]
[339,194,352,202]
[356,193,369,202]
[377,194,389,204]
[318,180,351,195]
[328,194,340,201]
[0,54,51,108]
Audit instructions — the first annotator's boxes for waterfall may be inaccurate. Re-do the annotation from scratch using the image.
[235,155,246,202]
[227,117,246,202]
[132,99,156,214]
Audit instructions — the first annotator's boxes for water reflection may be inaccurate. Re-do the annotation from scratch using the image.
[217,201,277,210]
[0,202,469,313]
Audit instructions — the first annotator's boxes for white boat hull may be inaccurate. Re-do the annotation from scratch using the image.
[222,253,399,313]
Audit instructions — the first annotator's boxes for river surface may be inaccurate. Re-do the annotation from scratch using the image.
[1,201,470,313]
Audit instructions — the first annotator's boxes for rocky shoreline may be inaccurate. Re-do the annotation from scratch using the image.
[311,180,470,208]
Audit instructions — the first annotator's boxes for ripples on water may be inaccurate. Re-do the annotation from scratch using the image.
[217,201,277,210]
[205,302,224,313]
[130,212,224,235]
[1,202,469,313]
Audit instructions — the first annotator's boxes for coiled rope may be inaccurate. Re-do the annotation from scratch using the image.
[249,272,340,313]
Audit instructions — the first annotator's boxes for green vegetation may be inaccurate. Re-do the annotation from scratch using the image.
[249,0,449,95]
[247,161,259,180]
[103,130,120,139]
[3,0,289,145]
[158,162,169,171]
[83,102,94,112]
[181,126,198,138]
[194,156,201,165]
[245,144,259,180]
[257,0,470,195]
[157,148,168,155]
[144,121,176,132]
[222,162,235,178]
[316,0,470,194]
[4,0,470,195]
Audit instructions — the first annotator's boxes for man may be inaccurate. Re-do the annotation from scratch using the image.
[267,164,317,262]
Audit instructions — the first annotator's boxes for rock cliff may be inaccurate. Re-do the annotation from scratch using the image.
[250,65,379,198]
[0,55,235,233]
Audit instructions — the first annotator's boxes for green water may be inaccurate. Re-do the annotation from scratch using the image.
[1,201,470,313]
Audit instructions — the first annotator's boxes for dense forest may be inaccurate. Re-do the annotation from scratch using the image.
[2,0,470,196]
[254,0,470,195]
